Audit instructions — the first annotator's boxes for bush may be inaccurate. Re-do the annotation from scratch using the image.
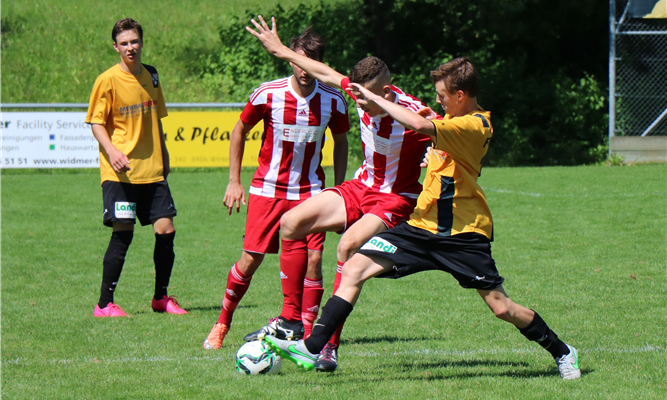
[194,0,609,166]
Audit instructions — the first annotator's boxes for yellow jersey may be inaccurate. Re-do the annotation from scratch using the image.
[407,108,494,239]
[86,63,168,184]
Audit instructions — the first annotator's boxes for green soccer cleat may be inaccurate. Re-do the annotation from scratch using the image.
[264,336,317,371]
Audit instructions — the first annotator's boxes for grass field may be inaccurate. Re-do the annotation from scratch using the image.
[2,164,665,399]
[1,0,327,104]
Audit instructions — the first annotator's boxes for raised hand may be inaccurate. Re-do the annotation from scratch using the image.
[246,16,286,57]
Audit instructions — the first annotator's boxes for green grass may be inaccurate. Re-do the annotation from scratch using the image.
[2,164,666,399]
[1,0,328,104]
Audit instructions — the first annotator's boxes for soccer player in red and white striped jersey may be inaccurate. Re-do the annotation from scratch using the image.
[203,28,350,351]
[247,16,432,371]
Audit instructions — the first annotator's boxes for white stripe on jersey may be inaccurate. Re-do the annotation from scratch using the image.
[352,85,429,197]
[245,76,348,200]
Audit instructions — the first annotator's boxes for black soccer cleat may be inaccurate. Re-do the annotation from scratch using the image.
[314,342,338,372]
[243,316,304,342]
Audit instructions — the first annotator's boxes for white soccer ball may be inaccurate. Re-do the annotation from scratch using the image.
[235,340,282,375]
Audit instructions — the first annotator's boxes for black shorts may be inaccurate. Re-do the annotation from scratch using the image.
[357,222,504,290]
[102,180,177,227]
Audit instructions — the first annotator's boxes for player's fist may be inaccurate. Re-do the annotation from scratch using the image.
[109,147,131,173]
[417,107,437,120]
[420,146,433,168]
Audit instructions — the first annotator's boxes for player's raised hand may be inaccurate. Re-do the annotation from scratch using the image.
[223,181,246,215]
[349,82,381,104]
[246,16,285,57]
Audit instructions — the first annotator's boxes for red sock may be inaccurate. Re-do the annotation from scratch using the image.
[302,277,324,338]
[279,239,308,322]
[218,263,252,326]
[328,261,346,346]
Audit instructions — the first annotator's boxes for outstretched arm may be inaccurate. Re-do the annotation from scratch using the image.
[246,15,345,89]
[350,83,437,139]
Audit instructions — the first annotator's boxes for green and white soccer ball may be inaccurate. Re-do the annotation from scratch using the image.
[235,340,282,375]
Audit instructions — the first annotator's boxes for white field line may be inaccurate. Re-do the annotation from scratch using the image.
[3,344,664,366]
[485,188,666,198]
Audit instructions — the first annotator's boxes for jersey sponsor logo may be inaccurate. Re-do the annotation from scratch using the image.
[119,100,158,116]
[277,123,326,143]
[114,202,136,219]
[360,123,392,155]
[361,236,397,253]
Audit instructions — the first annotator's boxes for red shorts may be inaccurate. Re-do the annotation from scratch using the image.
[244,194,325,254]
[324,179,417,233]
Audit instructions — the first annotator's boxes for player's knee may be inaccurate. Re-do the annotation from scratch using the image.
[488,301,512,321]
[156,227,175,235]
[153,218,175,235]
[336,237,359,262]
[280,212,301,240]
[340,257,368,285]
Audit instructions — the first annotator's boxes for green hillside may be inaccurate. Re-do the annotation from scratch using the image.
[1,0,324,103]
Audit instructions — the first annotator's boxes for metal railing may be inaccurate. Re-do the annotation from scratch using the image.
[0,103,245,109]
[610,0,667,138]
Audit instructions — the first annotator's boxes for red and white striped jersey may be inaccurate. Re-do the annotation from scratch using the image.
[341,77,431,198]
[241,76,350,200]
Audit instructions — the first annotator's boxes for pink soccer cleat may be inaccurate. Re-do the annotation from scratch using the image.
[152,295,188,314]
[94,302,128,317]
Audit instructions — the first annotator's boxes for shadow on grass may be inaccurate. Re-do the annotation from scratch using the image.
[396,366,593,380]
[399,359,531,369]
[368,359,592,380]
[342,335,434,345]
[131,304,258,314]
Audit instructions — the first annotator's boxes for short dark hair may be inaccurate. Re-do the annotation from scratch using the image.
[430,57,479,97]
[112,18,143,43]
[348,56,390,85]
[289,27,325,61]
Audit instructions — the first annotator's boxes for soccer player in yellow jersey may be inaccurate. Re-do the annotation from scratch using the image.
[85,18,186,317]
[266,58,581,380]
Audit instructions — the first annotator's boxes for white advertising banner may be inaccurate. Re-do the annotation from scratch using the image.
[1,112,99,168]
